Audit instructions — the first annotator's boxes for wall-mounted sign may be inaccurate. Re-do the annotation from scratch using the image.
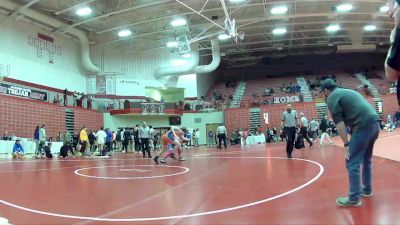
[28,33,62,64]
[141,103,165,114]
[0,83,48,101]
[273,95,300,104]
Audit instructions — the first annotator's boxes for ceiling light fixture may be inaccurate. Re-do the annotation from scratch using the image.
[218,34,231,40]
[272,28,287,35]
[364,25,377,31]
[336,4,353,12]
[182,53,192,58]
[118,29,132,37]
[170,18,187,27]
[76,7,92,16]
[166,41,179,48]
[270,6,288,15]
[326,24,340,32]
[379,5,389,13]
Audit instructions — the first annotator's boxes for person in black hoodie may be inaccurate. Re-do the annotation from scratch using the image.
[122,128,131,153]
[88,130,96,153]
[319,115,334,147]
[133,124,141,153]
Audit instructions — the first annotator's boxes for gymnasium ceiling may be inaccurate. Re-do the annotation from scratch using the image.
[4,0,393,68]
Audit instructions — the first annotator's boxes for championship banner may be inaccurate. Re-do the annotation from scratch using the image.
[273,95,300,104]
[0,83,48,101]
[141,103,165,114]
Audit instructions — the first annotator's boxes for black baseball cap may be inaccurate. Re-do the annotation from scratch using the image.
[320,79,337,92]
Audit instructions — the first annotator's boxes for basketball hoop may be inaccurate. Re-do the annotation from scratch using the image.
[177,34,191,54]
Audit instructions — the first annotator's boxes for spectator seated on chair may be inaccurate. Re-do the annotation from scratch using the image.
[12,139,26,159]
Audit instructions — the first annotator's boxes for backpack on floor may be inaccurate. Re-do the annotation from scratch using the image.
[295,134,305,149]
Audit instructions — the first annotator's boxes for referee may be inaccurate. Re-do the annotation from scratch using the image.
[216,123,227,149]
[321,79,380,207]
[281,104,298,158]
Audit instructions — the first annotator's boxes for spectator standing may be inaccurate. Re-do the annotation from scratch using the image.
[39,125,46,146]
[105,128,112,155]
[88,130,96,153]
[95,127,107,155]
[299,113,313,147]
[208,129,215,146]
[112,131,117,151]
[133,124,141,153]
[63,89,68,106]
[309,118,319,140]
[79,126,89,156]
[64,129,74,156]
[122,128,131,153]
[33,125,40,156]
[193,128,200,146]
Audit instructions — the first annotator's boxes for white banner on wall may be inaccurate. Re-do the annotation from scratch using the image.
[115,79,144,96]
[273,95,300,104]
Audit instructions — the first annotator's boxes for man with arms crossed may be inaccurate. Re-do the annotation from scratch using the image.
[321,79,380,207]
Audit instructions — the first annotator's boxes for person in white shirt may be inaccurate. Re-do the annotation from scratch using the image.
[299,113,313,147]
[39,125,46,146]
[149,126,156,150]
[95,127,107,153]
[193,128,200,146]
[216,123,227,149]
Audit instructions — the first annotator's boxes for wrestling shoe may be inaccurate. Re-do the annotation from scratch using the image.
[160,158,166,163]
[336,197,361,207]
[178,157,186,161]
[171,153,177,160]
[361,190,373,197]
[153,156,159,164]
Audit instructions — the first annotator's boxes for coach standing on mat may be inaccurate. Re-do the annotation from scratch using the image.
[281,104,298,158]
[321,79,380,207]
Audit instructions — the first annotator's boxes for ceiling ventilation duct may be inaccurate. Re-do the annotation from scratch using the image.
[155,43,199,78]
[155,39,221,77]
[193,39,220,74]
[1,0,100,74]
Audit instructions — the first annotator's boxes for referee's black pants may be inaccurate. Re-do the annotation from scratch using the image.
[217,133,227,149]
[284,127,296,157]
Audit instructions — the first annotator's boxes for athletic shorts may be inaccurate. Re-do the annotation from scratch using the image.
[162,134,178,146]
[387,28,400,70]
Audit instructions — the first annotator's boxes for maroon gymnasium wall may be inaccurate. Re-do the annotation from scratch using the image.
[0,94,103,139]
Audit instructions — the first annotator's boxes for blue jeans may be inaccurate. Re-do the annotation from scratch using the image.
[347,121,380,201]
[208,137,214,146]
